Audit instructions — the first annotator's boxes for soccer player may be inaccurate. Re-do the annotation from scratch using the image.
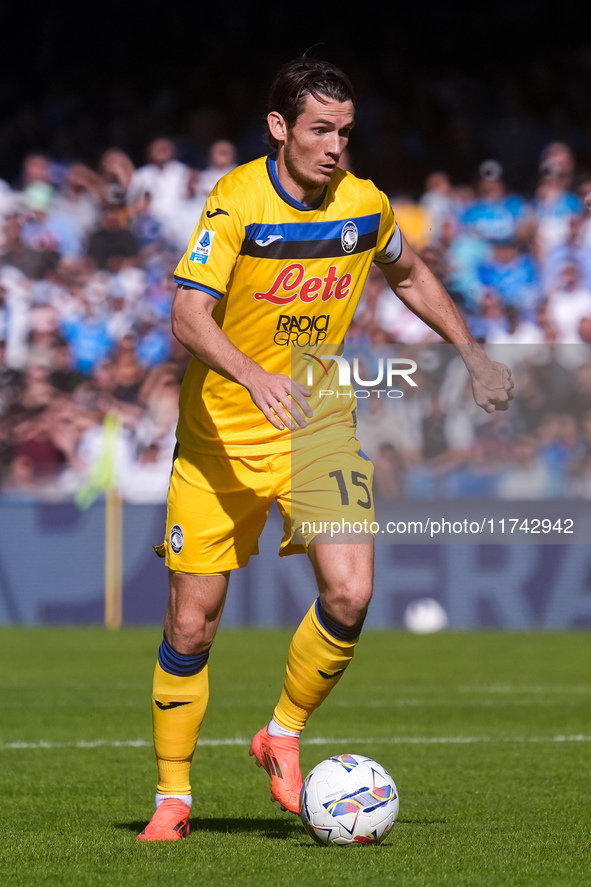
[137,57,513,840]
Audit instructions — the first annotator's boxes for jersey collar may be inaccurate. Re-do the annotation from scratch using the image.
[266,154,327,212]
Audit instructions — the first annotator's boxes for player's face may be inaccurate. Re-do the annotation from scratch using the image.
[274,94,355,204]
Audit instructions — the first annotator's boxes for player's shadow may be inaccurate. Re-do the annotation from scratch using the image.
[120,817,301,840]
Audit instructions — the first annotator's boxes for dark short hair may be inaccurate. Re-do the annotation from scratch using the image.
[267,57,356,148]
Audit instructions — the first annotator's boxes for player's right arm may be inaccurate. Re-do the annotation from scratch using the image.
[173,175,312,431]
[172,285,312,431]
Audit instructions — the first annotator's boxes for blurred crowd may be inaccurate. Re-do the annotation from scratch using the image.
[353,341,591,502]
[2,117,591,501]
[0,137,240,502]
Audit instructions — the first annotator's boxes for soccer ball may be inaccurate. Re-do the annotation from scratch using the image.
[404,597,448,634]
[299,754,399,846]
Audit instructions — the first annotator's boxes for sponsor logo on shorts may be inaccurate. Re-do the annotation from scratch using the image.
[254,263,352,305]
[274,314,330,346]
[170,524,184,554]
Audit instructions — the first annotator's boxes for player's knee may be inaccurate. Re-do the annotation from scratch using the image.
[164,608,212,655]
[165,572,227,653]
[320,578,372,629]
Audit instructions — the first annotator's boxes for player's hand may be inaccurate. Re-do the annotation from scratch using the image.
[247,369,313,431]
[469,357,515,413]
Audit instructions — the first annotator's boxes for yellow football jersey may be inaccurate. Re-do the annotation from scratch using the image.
[173,154,399,455]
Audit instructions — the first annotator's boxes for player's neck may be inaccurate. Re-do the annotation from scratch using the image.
[273,154,325,207]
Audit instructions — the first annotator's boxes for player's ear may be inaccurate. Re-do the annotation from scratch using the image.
[267,111,287,145]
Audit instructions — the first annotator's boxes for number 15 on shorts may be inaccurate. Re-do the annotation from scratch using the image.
[329,469,372,509]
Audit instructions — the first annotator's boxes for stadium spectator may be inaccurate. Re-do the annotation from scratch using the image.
[539,209,588,296]
[533,142,582,261]
[117,363,180,502]
[97,149,136,205]
[0,177,15,218]
[60,299,114,375]
[460,160,533,245]
[25,303,63,368]
[372,441,406,499]
[53,163,101,241]
[439,215,492,312]
[357,264,442,345]
[129,190,165,252]
[0,265,31,370]
[196,139,238,198]
[545,262,591,344]
[48,335,86,393]
[1,209,59,279]
[134,305,171,369]
[104,281,136,344]
[165,168,208,251]
[419,171,455,242]
[497,433,554,499]
[19,153,54,191]
[8,407,67,480]
[1,451,43,500]
[537,411,581,495]
[127,137,191,242]
[0,338,22,418]
[110,333,147,403]
[21,182,83,261]
[19,361,61,412]
[476,236,539,317]
[85,199,140,272]
[161,140,238,251]
[355,391,422,464]
[467,289,507,343]
[485,305,546,346]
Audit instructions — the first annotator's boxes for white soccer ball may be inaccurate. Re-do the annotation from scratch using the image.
[404,597,448,634]
[299,754,399,846]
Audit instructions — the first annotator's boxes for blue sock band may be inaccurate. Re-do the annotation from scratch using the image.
[315,599,365,642]
[158,637,210,676]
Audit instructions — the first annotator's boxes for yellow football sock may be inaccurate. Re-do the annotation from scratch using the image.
[152,659,209,796]
[273,599,362,733]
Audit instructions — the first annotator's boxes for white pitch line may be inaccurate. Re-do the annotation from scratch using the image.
[1,735,591,751]
[459,684,591,695]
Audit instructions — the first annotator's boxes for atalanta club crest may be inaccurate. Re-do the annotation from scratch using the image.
[341,221,358,253]
[170,524,184,554]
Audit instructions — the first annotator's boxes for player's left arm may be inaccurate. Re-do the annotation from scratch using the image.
[377,232,514,413]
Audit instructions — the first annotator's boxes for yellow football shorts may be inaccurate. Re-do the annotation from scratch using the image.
[155,437,375,574]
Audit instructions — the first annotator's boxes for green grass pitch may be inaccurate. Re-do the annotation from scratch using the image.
[0,627,589,886]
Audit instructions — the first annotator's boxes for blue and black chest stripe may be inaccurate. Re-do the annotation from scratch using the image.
[240,214,381,260]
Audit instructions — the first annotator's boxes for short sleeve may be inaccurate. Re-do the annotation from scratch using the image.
[173,193,244,300]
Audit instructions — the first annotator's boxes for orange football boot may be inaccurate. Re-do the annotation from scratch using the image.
[137,798,190,841]
[249,726,302,814]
